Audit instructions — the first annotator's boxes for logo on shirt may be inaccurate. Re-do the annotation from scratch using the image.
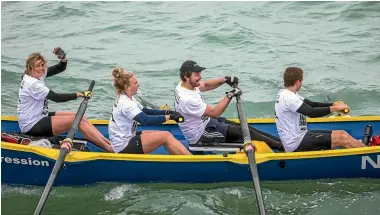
[275,92,280,103]
[20,80,25,89]
[201,115,209,122]
[299,115,307,131]
[174,90,180,107]
[132,121,138,134]
[42,98,49,116]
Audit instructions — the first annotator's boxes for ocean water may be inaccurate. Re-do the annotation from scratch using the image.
[1,1,380,215]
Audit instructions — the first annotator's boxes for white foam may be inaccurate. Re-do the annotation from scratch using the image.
[224,188,242,199]
[1,185,40,196]
[104,184,141,201]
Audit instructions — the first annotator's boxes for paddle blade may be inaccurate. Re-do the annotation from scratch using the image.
[33,148,69,215]
[34,80,95,215]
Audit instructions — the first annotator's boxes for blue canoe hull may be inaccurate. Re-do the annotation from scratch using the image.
[3,115,380,154]
[1,116,380,186]
[2,143,379,186]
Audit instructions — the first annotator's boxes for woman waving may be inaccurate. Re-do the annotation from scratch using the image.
[17,48,113,152]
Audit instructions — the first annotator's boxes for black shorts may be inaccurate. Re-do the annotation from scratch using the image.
[295,130,332,152]
[25,112,56,137]
[120,132,143,154]
[197,117,229,144]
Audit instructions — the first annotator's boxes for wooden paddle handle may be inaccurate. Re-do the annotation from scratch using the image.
[334,100,350,114]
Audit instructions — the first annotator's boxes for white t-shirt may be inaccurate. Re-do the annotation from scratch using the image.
[108,94,143,153]
[17,70,50,133]
[274,89,307,152]
[174,82,210,144]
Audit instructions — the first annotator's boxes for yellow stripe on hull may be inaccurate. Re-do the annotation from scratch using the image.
[2,142,379,165]
[3,115,380,125]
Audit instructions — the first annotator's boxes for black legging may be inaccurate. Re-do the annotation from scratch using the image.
[224,120,285,151]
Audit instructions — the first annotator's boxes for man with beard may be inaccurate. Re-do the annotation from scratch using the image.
[173,60,284,151]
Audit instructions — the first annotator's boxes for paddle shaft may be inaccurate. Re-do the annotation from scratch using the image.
[234,84,266,215]
[135,94,159,109]
[34,80,95,215]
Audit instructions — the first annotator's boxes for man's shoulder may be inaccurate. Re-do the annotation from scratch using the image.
[295,92,304,100]
[277,89,304,109]
[279,89,301,99]
[176,86,197,98]
[175,81,183,90]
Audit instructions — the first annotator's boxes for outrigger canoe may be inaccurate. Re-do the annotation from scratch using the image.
[1,115,380,186]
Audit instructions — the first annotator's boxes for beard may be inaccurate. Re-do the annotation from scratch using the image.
[189,79,200,88]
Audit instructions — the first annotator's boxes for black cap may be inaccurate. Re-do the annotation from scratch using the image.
[179,60,206,73]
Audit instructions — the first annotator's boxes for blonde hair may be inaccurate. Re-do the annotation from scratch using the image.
[25,52,46,76]
[112,67,134,94]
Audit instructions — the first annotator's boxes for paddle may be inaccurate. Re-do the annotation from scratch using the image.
[233,83,266,215]
[135,91,173,111]
[34,80,95,215]
[135,93,159,109]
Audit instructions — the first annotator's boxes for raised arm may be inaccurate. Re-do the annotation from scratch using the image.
[199,76,238,92]
[47,61,67,77]
[47,47,68,77]
[199,77,225,92]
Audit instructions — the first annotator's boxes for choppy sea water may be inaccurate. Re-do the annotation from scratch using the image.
[1,1,380,215]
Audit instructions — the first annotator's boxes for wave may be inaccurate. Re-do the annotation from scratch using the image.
[369,54,380,63]
[3,179,380,215]
[335,2,380,21]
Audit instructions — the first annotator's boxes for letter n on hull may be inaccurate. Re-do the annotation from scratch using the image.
[361,155,380,169]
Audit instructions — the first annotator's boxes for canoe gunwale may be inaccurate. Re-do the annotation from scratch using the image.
[2,142,379,165]
[2,115,380,125]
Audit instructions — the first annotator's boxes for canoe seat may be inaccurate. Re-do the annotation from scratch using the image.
[188,141,274,154]
[189,142,243,153]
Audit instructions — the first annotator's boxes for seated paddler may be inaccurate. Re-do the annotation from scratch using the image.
[17,47,113,152]
[274,67,366,152]
[108,67,191,155]
[173,60,284,151]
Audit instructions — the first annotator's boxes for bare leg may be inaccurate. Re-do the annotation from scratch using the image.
[140,131,191,155]
[55,112,112,145]
[51,115,113,152]
[140,130,158,133]
[342,130,366,146]
[331,130,366,149]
